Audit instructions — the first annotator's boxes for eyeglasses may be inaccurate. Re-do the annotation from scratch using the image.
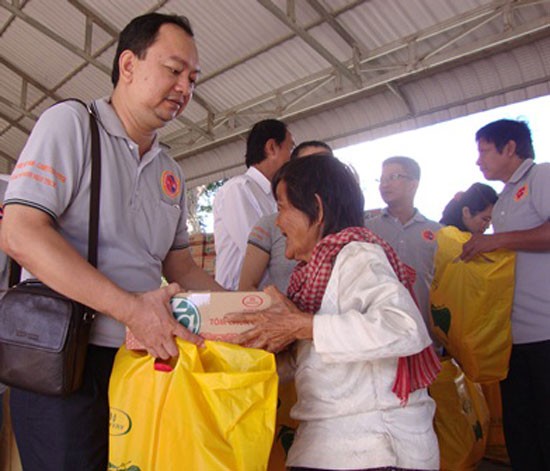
[376,173,412,184]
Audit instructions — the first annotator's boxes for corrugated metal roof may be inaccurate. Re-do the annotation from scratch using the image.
[1,0,550,186]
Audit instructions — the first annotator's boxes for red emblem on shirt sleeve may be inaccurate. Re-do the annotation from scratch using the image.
[514,184,528,202]
[422,229,435,241]
[161,170,181,198]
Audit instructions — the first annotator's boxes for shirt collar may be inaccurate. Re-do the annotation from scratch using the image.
[92,97,162,152]
[246,166,272,195]
[507,158,535,184]
[381,207,425,224]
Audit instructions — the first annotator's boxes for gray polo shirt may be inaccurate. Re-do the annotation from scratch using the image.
[364,209,441,330]
[5,98,190,348]
[248,212,297,293]
[492,158,550,344]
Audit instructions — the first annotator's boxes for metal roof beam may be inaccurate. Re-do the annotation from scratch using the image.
[0,109,31,135]
[0,0,28,35]
[0,96,40,121]
[65,0,218,117]
[200,0,369,83]
[184,71,550,188]
[171,116,214,143]
[67,0,121,37]
[167,1,519,152]
[258,0,362,87]
[0,56,63,104]
[386,83,413,116]
[0,149,18,164]
[168,11,550,160]
[0,0,111,75]
[306,0,368,57]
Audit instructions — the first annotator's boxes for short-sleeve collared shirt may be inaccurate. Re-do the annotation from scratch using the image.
[213,166,276,290]
[247,212,297,293]
[5,98,190,347]
[492,158,550,344]
[364,209,441,329]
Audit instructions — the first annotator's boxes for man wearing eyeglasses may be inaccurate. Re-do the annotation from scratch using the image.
[364,156,441,335]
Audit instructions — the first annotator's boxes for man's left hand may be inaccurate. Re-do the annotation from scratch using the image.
[461,233,501,262]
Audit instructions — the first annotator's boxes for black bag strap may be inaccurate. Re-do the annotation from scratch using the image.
[8,257,20,288]
[86,101,101,268]
[9,99,101,284]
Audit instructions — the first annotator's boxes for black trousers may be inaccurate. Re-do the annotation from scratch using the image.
[10,345,117,471]
[0,392,4,431]
[500,340,550,471]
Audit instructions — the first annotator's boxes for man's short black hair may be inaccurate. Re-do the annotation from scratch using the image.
[382,156,421,180]
[290,140,333,160]
[272,154,364,237]
[245,119,288,168]
[475,119,535,161]
[111,13,194,86]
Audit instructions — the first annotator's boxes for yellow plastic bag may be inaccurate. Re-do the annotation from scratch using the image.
[109,339,278,471]
[430,227,514,382]
[430,359,490,471]
[481,382,510,465]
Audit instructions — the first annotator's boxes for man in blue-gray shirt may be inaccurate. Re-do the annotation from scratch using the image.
[365,156,441,336]
[0,13,221,470]
[462,119,550,471]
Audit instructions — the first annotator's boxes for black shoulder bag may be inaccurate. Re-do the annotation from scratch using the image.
[0,100,101,396]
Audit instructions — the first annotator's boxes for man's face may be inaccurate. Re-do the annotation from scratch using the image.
[378,163,417,206]
[476,138,515,182]
[124,23,200,130]
[272,130,295,170]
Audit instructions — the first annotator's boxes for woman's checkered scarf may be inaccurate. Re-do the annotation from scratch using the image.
[287,226,440,404]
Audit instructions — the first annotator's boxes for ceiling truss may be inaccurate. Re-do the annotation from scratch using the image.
[0,0,549,171]
[166,0,550,161]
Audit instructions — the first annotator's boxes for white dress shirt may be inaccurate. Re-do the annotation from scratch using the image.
[213,166,276,290]
[284,242,439,470]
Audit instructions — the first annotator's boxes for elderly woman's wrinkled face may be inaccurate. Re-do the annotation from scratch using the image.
[276,181,322,262]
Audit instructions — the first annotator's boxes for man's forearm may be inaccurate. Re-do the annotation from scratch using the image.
[163,248,225,292]
[178,264,225,291]
[492,221,550,252]
[1,206,135,323]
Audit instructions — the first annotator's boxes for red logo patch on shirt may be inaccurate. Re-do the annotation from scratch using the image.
[161,171,181,198]
[514,184,528,202]
[422,229,435,241]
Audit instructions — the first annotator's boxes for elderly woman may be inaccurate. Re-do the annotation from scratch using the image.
[231,154,440,471]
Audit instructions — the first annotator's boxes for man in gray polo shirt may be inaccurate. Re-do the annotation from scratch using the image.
[0,13,221,471]
[365,156,441,337]
[461,119,550,470]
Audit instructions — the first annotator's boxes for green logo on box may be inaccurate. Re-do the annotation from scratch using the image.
[171,298,201,334]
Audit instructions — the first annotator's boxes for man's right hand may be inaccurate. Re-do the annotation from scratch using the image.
[123,282,204,359]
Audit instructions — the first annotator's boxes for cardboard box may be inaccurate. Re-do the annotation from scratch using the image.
[125,291,271,350]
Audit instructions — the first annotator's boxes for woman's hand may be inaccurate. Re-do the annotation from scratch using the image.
[225,285,313,353]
